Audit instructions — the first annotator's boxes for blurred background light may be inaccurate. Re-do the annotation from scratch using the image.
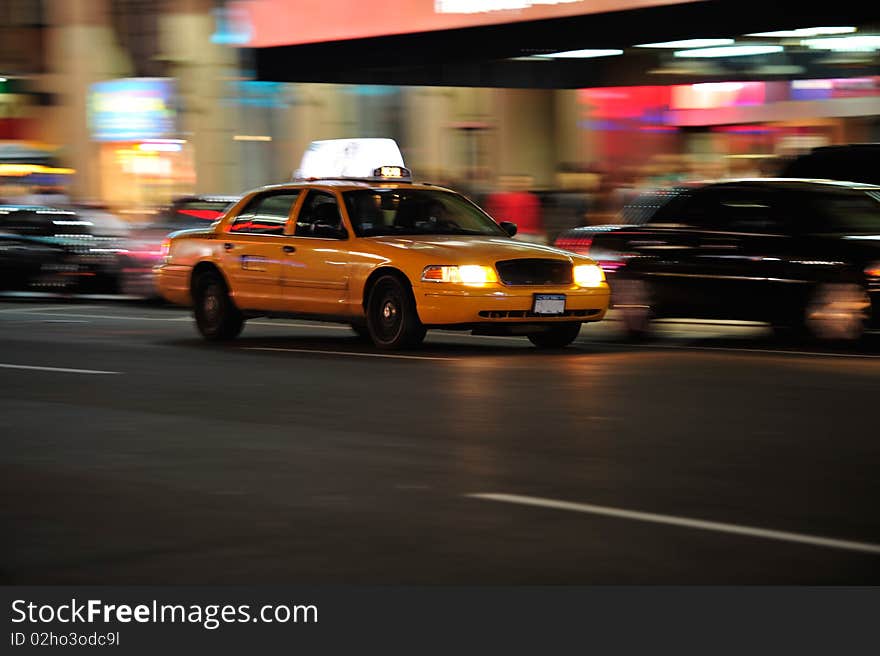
[536,49,624,59]
[674,45,784,58]
[801,35,880,51]
[746,27,857,38]
[635,38,734,49]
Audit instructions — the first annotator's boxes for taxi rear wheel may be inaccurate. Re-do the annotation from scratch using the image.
[527,322,582,348]
[193,271,244,341]
[366,275,426,350]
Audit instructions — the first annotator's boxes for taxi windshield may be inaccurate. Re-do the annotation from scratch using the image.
[343,189,507,237]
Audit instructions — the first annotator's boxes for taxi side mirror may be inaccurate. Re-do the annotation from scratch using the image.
[500,221,518,237]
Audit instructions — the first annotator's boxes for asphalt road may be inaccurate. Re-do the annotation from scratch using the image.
[1,297,879,584]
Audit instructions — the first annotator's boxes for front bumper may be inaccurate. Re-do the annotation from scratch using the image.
[414,282,611,326]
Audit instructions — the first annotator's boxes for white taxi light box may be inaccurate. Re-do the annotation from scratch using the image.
[294,138,409,181]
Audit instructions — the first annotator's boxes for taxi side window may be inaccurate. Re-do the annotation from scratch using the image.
[229,192,300,235]
[295,191,347,239]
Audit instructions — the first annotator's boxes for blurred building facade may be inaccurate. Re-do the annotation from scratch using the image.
[1,0,878,223]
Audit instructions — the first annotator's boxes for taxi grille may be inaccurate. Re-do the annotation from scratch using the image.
[495,258,572,286]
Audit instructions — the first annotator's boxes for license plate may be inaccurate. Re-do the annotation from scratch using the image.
[533,294,566,315]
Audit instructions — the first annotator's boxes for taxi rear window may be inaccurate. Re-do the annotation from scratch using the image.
[343,189,506,237]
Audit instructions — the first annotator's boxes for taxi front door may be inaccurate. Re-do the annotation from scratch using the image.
[280,190,351,316]
[220,191,302,311]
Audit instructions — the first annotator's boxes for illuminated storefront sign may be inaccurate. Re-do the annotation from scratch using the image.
[230,0,699,48]
[88,78,177,142]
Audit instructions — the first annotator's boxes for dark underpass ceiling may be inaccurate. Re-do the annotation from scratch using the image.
[249,0,880,88]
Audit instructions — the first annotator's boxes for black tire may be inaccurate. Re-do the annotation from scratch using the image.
[366,274,426,349]
[527,322,582,348]
[192,269,244,341]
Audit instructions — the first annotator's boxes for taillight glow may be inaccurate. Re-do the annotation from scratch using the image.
[554,236,593,254]
[177,209,224,221]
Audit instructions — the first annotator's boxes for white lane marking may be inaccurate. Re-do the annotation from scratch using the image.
[0,311,189,322]
[244,346,459,361]
[617,342,880,360]
[0,363,121,375]
[249,320,351,330]
[432,333,526,343]
[467,493,880,556]
[0,304,99,314]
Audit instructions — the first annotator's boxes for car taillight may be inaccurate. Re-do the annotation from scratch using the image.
[554,235,593,254]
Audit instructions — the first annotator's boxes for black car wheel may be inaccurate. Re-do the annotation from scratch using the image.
[192,270,245,341]
[803,282,870,343]
[366,274,426,350]
[527,322,582,348]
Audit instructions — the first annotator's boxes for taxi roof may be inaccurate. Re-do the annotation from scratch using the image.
[708,177,880,190]
[255,179,455,193]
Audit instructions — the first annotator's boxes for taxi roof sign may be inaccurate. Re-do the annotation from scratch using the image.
[294,138,410,182]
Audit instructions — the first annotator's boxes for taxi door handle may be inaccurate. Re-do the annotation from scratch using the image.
[282,245,296,254]
[223,242,234,251]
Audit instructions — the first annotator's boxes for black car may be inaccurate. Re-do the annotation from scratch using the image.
[778,143,879,186]
[553,186,692,257]
[0,205,124,293]
[586,179,880,341]
[120,194,240,297]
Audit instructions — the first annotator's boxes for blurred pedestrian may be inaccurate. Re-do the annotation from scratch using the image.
[484,174,545,244]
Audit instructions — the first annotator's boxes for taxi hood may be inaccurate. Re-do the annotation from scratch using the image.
[368,235,583,263]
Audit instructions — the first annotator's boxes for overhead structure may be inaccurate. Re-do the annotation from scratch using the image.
[228,0,880,88]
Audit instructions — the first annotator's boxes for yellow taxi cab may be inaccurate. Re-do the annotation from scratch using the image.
[155,139,610,349]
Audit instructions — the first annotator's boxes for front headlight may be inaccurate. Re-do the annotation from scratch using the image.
[573,263,605,287]
[421,265,498,285]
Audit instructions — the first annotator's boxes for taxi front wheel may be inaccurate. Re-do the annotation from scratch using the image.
[366,275,426,349]
[193,270,244,341]
[527,322,582,348]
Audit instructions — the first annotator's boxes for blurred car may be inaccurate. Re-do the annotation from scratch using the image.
[156,140,610,349]
[0,205,124,293]
[778,143,879,186]
[553,186,690,263]
[120,194,239,297]
[583,179,880,342]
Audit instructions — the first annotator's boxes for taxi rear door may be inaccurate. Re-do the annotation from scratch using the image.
[280,189,352,316]
[220,190,302,310]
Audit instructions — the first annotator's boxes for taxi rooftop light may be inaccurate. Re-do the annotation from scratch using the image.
[294,138,411,182]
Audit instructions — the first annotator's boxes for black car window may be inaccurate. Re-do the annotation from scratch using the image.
[295,191,347,239]
[0,210,93,237]
[229,192,300,235]
[715,188,785,234]
[798,189,880,234]
[649,187,725,229]
[620,188,684,225]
